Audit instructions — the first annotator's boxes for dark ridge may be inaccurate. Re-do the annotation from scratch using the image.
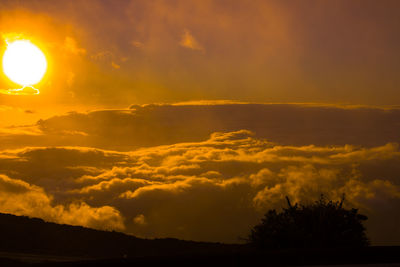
[0,212,399,266]
[0,212,238,259]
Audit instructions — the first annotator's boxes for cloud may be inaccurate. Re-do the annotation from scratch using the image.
[66,72,75,87]
[0,103,399,243]
[0,174,124,231]
[0,86,40,96]
[0,125,42,136]
[1,1,400,104]
[111,61,121,69]
[2,103,400,150]
[180,29,204,51]
[63,36,86,55]
[0,130,399,244]
[91,51,113,60]
[133,214,146,225]
[131,41,144,48]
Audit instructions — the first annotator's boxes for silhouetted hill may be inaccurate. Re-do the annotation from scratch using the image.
[0,212,237,259]
[0,212,399,266]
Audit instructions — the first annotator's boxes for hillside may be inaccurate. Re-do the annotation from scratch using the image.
[0,212,399,266]
[0,212,237,259]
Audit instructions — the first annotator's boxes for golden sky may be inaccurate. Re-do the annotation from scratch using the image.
[1,0,400,110]
[0,1,400,245]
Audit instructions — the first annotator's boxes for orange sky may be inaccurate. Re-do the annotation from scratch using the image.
[0,1,399,245]
[1,0,400,113]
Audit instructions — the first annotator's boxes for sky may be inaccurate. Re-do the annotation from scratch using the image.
[0,0,399,245]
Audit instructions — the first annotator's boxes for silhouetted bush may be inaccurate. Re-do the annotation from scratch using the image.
[249,195,369,249]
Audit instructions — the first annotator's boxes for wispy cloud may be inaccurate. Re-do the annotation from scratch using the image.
[111,61,121,69]
[63,36,86,55]
[180,29,204,52]
[0,86,40,95]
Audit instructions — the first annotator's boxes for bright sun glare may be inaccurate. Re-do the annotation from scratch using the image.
[2,40,47,87]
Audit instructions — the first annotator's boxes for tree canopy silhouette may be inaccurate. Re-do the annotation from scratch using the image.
[249,195,369,249]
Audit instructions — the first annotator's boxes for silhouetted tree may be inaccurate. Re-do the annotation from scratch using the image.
[249,195,369,249]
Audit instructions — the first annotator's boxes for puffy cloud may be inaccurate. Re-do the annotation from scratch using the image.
[133,214,146,225]
[0,101,399,243]
[0,130,399,244]
[59,202,124,231]
[0,174,124,231]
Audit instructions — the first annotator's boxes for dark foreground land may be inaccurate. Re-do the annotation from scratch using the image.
[0,213,399,266]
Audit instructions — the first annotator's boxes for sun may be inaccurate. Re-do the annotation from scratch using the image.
[2,40,47,87]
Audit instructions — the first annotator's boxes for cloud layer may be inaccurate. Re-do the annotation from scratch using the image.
[0,127,399,244]
[2,103,400,150]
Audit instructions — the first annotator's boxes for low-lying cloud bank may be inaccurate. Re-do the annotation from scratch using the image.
[0,174,125,231]
[0,130,399,244]
[2,103,400,150]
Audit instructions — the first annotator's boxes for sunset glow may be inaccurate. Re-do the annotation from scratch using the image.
[0,1,399,257]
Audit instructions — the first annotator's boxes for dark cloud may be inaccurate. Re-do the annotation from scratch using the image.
[2,103,400,150]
